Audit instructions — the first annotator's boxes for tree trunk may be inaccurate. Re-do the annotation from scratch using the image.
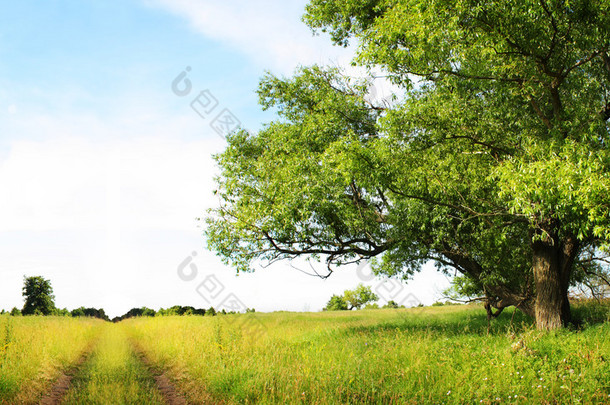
[532,231,578,330]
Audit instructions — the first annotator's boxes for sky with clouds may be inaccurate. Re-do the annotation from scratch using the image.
[0,0,450,317]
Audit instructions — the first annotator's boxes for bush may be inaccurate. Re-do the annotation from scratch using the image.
[324,295,348,311]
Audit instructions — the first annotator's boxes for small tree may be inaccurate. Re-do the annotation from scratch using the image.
[53,308,70,316]
[383,300,404,309]
[343,284,378,310]
[22,276,55,316]
[324,294,348,311]
[10,307,21,316]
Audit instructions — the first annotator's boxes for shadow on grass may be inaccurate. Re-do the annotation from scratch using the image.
[346,301,610,339]
[341,305,534,338]
[571,298,610,327]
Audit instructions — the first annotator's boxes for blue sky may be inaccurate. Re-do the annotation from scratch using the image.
[0,0,449,317]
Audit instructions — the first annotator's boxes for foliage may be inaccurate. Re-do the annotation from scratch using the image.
[156,305,204,317]
[71,307,110,321]
[343,284,379,310]
[112,307,157,323]
[382,300,405,309]
[53,308,71,317]
[21,276,55,316]
[324,294,348,311]
[9,308,21,317]
[207,0,610,329]
[324,284,379,310]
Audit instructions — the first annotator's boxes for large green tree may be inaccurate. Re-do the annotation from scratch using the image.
[22,276,56,316]
[207,0,610,330]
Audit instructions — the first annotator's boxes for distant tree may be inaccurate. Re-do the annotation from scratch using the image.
[71,307,86,317]
[205,307,217,316]
[246,308,256,313]
[22,276,55,315]
[324,294,348,311]
[192,307,206,316]
[382,300,404,309]
[343,284,378,310]
[69,307,109,321]
[141,307,156,317]
[10,307,21,316]
[53,308,70,316]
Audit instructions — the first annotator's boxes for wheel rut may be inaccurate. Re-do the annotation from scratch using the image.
[38,348,93,405]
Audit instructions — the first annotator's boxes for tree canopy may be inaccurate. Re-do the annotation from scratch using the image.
[207,0,610,330]
[22,276,56,316]
[325,284,379,311]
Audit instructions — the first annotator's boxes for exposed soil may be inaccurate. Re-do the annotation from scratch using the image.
[38,342,193,405]
[38,349,92,405]
[134,349,189,405]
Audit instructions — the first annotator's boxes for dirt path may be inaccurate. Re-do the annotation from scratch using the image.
[38,349,92,405]
[134,349,189,405]
[37,338,191,405]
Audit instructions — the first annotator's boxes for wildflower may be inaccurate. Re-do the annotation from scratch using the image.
[447,391,451,395]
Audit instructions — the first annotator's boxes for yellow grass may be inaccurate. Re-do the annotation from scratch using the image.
[0,314,103,404]
[62,323,165,404]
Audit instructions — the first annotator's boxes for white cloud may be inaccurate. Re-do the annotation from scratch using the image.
[143,0,353,74]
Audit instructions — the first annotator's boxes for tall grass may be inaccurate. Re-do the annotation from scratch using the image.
[125,305,610,404]
[0,315,102,404]
[62,323,165,404]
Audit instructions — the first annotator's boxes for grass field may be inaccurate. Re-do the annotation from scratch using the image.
[2,303,610,404]
[0,315,102,404]
[126,303,610,404]
[62,323,165,404]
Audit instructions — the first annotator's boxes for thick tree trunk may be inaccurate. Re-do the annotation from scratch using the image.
[531,231,578,330]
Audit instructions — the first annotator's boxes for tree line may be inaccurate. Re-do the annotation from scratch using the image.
[1,276,254,322]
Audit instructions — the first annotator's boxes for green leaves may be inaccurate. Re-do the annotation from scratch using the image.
[207,0,610,316]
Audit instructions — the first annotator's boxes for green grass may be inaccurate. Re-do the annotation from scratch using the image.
[2,303,610,404]
[125,304,610,404]
[0,315,102,404]
[62,323,165,404]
